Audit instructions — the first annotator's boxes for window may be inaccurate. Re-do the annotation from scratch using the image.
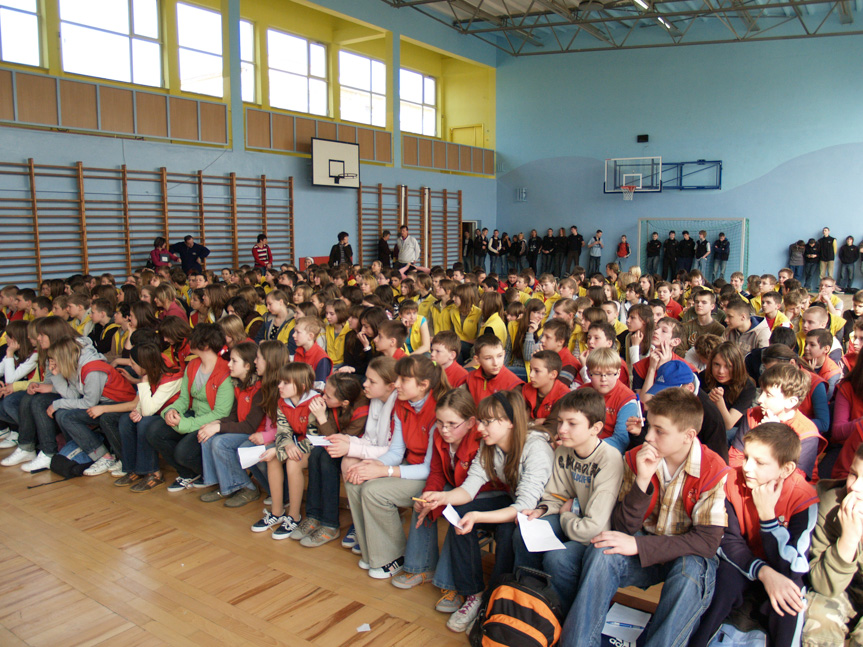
[0,0,39,67]
[177,2,222,97]
[240,19,254,103]
[267,29,326,116]
[59,0,160,86]
[400,69,436,136]
[339,51,385,128]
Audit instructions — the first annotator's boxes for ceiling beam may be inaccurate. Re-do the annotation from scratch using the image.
[838,0,854,21]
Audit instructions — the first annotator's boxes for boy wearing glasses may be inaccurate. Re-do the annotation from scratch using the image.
[581,348,638,454]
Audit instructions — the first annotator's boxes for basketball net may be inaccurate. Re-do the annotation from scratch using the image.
[622,185,636,201]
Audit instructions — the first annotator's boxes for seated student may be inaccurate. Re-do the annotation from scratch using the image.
[160,315,192,371]
[562,388,730,647]
[599,300,628,347]
[580,348,638,454]
[685,332,722,375]
[0,320,38,448]
[511,389,624,612]
[842,316,863,376]
[292,316,333,391]
[341,306,387,379]
[254,289,296,344]
[699,341,757,432]
[153,284,187,322]
[804,328,842,401]
[534,273,561,318]
[465,333,523,406]
[478,291,507,348]
[656,281,683,319]
[815,276,844,319]
[422,390,554,632]
[798,305,845,365]
[399,299,431,356]
[31,296,51,319]
[681,289,726,352]
[51,295,70,321]
[521,350,570,433]
[577,322,629,388]
[761,291,791,332]
[690,422,818,647]
[147,323,235,492]
[539,318,582,388]
[429,330,468,388]
[730,363,825,482]
[430,278,456,335]
[12,288,35,323]
[67,294,94,337]
[842,290,863,351]
[373,319,408,361]
[226,295,263,340]
[449,283,481,363]
[724,298,771,354]
[624,303,655,366]
[88,298,119,355]
[804,443,863,647]
[633,317,695,399]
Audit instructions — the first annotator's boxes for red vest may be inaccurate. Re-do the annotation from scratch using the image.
[80,360,137,403]
[466,366,523,406]
[523,379,570,420]
[185,357,231,409]
[581,380,636,440]
[235,381,265,432]
[842,351,858,374]
[818,357,842,383]
[633,356,698,380]
[559,347,583,375]
[831,382,863,478]
[395,394,437,465]
[625,441,731,522]
[798,371,827,420]
[392,348,407,360]
[295,344,331,378]
[725,466,818,560]
[165,339,191,371]
[332,404,370,433]
[277,393,322,441]
[444,362,469,388]
[150,372,182,413]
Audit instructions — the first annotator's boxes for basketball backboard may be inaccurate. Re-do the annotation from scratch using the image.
[604,157,662,193]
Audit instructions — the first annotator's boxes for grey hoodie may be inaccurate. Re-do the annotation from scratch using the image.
[723,315,771,355]
[50,337,110,410]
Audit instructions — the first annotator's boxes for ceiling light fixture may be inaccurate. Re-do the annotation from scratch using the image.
[633,0,649,9]
[658,16,671,28]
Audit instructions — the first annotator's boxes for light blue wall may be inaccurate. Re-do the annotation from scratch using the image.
[495,36,863,276]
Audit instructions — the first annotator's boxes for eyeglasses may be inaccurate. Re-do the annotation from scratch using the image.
[479,418,503,428]
[589,372,619,379]
[436,419,467,432]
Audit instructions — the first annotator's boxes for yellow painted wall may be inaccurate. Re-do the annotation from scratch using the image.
[442,58,495,149]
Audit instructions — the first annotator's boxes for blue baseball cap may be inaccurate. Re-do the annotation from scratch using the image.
[647,360,696,395]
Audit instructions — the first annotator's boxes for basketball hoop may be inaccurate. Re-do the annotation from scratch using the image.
[621,185,636,201]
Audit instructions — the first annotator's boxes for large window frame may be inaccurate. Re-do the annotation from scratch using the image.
[0,0,40,67]
[338,50,386,128]
[399,68,436,137]
[239,19,255,103]
[267,28,327,117]
[176,1,223,98]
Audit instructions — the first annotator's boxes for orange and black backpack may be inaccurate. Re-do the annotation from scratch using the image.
[469,567,564,647]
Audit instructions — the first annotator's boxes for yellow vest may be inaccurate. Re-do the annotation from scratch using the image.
[325,323,350,364]
[481,312,508,348]
[451,305,481,343]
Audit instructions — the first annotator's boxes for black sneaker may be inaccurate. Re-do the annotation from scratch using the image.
[272,515,299,540]
[251,509,283,533]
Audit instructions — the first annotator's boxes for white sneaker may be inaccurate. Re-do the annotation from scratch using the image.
[21,451,52,473]
[83,455,117,476]
[110,461,126,477]
[446,594,483,633]
[0,431,19,449]
[1,447,36,466]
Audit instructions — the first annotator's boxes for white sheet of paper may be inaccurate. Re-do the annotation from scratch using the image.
[307,435,332,446]
[516,512,566,552]
[442,504,464,529]
[602,602,650,643]
[356,623,371,633]
[237,445,266,469]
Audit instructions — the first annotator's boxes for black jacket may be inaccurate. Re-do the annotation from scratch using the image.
[678,238,696,259]
[646,240,662,257]
[839,243,860,264]
[555,235,568,254]
[713,238,730,261]
[663,238,678,260]
[568,233,584,253]
[527,236,542,255]
[541,235,556,254]
[819,236,836,261]
[329,243,353,267]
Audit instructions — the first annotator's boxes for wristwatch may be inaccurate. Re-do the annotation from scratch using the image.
[387,466,394,477]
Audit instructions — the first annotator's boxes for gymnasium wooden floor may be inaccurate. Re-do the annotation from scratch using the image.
[0,458,469,647]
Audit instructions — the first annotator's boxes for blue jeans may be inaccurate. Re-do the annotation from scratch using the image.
[587,255,601,277]
[646,256,660,277]
[406,512,455,590]
[305,446,341,528]
[489,254,501,275]
[561,543,718,647]
[0,390,26,427]
[840,262,855,289]
[119,414,162,474]
[512,514,587,613]
[804,263,819,289]
[713,259,728,282]
[55,407,111,461]
[201,433,256,495]
[693,257,708,274]
[792,265,804,282]
[16,392,61,454]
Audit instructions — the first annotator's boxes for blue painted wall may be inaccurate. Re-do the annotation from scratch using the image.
[495,36,863,276]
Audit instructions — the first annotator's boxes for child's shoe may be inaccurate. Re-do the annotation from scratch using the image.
[272,515,299,540]
[251,509,283,533]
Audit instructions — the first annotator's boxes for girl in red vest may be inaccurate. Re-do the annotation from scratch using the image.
[254,362,321,540]
[830,355,863,478]
[344,355,449,580]
[293,316,333,391]
[113,342,182,490]
[159,315,192,371]
[47,337,137,474]
[291,373,369,548]
[197,342,265,506]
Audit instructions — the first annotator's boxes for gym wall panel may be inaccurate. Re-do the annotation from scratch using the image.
[295,117,317,153]
[357,128,375,160]
[135,93,168,138]
[199,103,228,144]
[375,131,392,163]
[317,120,337,141]
[0,70,12,121]
[337,125,356,143]
[59,81,98,131]
[272,113,295,151]
[169,97,199,141]
[98,87,135,134]
[17,74,58,126]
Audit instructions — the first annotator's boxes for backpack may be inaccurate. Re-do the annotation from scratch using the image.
[49,441,93,478]
[469,567,564,647]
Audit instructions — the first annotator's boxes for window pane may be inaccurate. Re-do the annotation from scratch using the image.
[268,30,307,75]
[309,43,326,78]
[0,8,39,66]
[400,69,422,104]
[309,78,327,116]
[371,93,386,128]
[61,22,130,82]
[132,0,158,38]
[371,60,386,95]
[179,48,223,96]
[131,38,160,87]
[177,3,221,55]
[340,86,370,124]
[424,77,435,105]
[400,100,422,135]
[240,61,254,102]
[0,0,36,11]
[59,0,128,34]
[339,51,369,91]
[423,106,436,136]
[239,20,253,62]
[269,69,307,113]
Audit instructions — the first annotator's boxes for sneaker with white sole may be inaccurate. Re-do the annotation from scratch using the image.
[1,447,35,466]
[358,559,369,570]
[263,496,272,506]
[351,544,362,555]
[369,556,404,580]
[167,475,201,492]
[251,509,284,533]
[110,461,126,477]
[21,451,52,473]
[435,589,465,614]
[83,455,117,476]
[446,594,482,633]
[341,525,357,549]
[289,516,320,541]
[0,430,18,449]
[272,515,299,540]
[391,570,433,589]
[300,525,340,548]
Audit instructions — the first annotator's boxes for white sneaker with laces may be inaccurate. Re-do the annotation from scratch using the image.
[21,451,52,473]
[0,432,21,450]
[446,594,482,633]
[84,455,117,476]
[110,461,126,477]
[1,447,35,466]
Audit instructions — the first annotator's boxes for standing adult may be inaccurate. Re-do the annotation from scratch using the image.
[540,228,556,275]
[527,229,541,273]
[252,233,273,271]
[586,229,603,277]
[819,226,837,280]
[712,232,730,282]
[515,232,528,272]
[788,239,806,283]
[554,227,568,278]
[838,235,860,293]
[645,232,661,277]
[566,226,584,276]
[662,231,678,282]
[676,230,696,272]
[461,230,473,267]
[393,225,420,271]
[378,230,392,269]
[170,235,210,273]
[472,228,488,273]
[487,229,502,275]
[328,231,353,267]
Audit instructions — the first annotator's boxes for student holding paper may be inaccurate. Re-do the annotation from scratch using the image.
[422,390,554,633]
[512,389,624,612]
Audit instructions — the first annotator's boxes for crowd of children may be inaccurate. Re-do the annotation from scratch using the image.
[1,234,863,646]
